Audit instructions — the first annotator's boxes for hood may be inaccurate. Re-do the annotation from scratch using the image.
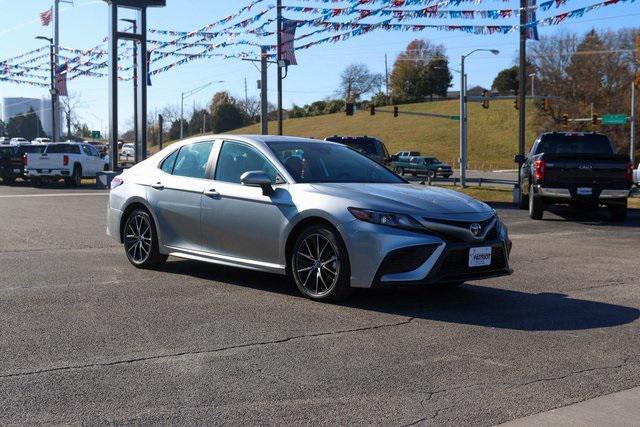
[309,183,493,219]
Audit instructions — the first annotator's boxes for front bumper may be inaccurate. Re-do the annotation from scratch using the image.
[339,219,512,289]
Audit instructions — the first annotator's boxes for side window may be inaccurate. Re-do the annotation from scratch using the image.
[160,149,179,174]
[172,142,214,179]
[83,145,98,157]
[70,145,80,155]
[215,141,279,184]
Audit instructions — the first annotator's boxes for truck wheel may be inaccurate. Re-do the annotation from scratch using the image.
[608,202,627,222]
[518,186,528,210]
[529,184,544,220]
[68,165,81,187]
[395,167,404,176]
[427,170,436,179]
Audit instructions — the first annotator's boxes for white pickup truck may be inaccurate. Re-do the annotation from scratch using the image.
[25,143,108,187]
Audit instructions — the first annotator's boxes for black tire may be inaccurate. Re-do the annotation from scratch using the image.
[608,202,627,223]
[123,208,167,269]
[427,170,436,179]
[395,167,404,176]
[529,184,544,220]
[1,176,15,185]
[290,225,352,302]
[518,186,528,210]
[67,165,81,187]
[443,174,452,179]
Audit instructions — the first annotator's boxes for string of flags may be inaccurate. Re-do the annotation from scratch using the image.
[0,0,636,88]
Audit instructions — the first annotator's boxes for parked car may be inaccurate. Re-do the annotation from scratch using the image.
[324,135,391,165]
[392,156,453,179]
[395,151,421,161]
[121,143,135,159]
[32,138,52,144]
[25,142,108,187]
[107,135,512,302]
[518,132,633,221]
[9,137,29,146]
[0,144,45,184]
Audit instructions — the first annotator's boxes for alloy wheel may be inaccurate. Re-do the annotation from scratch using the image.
[124,213,152,264]
[294,233,340,298]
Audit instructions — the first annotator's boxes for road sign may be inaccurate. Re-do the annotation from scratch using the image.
[91,130,101,139]
[450,115,461,121]
[601,114,628,125]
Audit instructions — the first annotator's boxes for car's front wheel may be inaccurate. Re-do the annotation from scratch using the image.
[290,225,352,302]
[123,208,167,269]
[395,166,404,176]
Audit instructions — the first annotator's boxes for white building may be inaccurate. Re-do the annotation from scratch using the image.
[1,97,62,139]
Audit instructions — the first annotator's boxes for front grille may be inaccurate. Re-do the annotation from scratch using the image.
[437,245,507,279]
[376,244,439,276]
[422,215,498,243]
[424,216,494,229]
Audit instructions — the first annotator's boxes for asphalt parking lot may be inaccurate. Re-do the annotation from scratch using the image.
[1,182,639,425]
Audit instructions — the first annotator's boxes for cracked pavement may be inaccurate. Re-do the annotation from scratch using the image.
[0,185,639,425]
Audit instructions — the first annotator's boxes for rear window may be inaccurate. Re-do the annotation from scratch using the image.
[327,138,379,156]
[0,147,14,159]
[45,144,81,154]
[536,134,614,155]
[16,146,45,155]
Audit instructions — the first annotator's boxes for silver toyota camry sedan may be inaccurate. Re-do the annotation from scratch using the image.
[107,135,512,301]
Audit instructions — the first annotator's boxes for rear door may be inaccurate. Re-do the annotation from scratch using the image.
[146,141,216,252]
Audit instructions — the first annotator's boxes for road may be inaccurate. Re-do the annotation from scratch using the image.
[0,183,639,425]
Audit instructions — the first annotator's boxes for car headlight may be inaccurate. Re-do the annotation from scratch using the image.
[348,207,423,230]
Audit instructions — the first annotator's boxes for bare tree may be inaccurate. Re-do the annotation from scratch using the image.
[337,63,381,102]
[60,92,85,138]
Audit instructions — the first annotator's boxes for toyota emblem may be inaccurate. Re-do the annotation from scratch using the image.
[470,223,482,237]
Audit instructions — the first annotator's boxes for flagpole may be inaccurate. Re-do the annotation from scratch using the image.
[277,0,283,136]
[53,0,60,141]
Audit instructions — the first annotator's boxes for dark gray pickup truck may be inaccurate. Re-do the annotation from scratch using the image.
[518,132,633,221]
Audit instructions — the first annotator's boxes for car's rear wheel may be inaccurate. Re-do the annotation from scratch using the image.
[395,166,404,176]
[518,185,528,210]
[123,208,167,269]
[290,225,352,302]
[529,184,544,219]
[66,165,81,187]
[2,176,15,185]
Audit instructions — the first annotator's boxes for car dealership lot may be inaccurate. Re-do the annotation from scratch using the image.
[0,184,639,425]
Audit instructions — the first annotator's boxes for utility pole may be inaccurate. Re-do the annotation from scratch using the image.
[631,81,636,165]
[36,36,56,142]
[459,57,466,188]
[121,18,138,163]
[517,0,527,181]
[244,77,249,111]
[180,91,184,139]
[158,114,163,150]
[276,0,283,135]
[385,53,390,105]
[53,0,60,142]
[260,46,269,135]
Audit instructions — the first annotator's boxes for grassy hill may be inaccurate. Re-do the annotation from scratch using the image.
[231,99,538,170]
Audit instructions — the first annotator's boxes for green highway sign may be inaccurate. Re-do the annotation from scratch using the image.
[91,130,101,139]
[601,114,628,125]
[450,115,461,121]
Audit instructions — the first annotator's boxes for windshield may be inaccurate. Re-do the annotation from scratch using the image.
[536,134,614,155]
[267,141,404,184]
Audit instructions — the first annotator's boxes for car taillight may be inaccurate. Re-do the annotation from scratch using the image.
[22,155,28,167]
[63,155,69,166]
[110,176,124,190]
[626,162,633,183]
[534,160,545,181]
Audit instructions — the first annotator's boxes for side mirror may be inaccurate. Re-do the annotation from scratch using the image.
[514,154,525,164]
[240,170,274,196]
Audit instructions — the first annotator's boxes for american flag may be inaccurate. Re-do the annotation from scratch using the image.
[55,63,68,97]
[40,8,53,26]
[279,19,297,66]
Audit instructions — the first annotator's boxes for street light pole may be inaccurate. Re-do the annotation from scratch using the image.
[529,73,536,97]
[36,36,56,142]
[276,0,283,136]
[121,18,138,163]
[180,91,185,139]
[459,49,500,188]
[179,80,224,140]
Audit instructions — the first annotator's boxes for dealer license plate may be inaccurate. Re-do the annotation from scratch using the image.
[577,187,592,196]
[469,247,492,268]
[13,169,21,173]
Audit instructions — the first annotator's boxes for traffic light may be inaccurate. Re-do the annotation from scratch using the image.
[561,114,569,126]
[370,104,375,116]
[393,106,399,117]
[592,113,600,126]
[481,90,490,109]
[346,103,354,116]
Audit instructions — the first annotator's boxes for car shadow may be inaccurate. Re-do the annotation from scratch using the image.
[540,204,640,227]
[159,260,639,332]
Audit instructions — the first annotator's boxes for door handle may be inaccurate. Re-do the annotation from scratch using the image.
[151,182,164,190]
[203,188,220,197]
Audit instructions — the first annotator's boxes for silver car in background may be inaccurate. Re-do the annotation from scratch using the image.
[107,135,512,302]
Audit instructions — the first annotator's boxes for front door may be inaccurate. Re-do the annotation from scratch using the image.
[201,140,294,269]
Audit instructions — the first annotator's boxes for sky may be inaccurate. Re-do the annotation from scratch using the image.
[0,0,638,136]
